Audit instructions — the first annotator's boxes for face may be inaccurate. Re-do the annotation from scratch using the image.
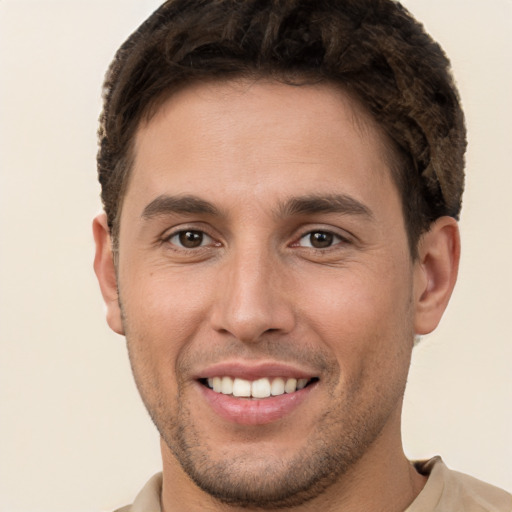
[109,80,425,507]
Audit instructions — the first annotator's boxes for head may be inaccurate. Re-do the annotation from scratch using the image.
[98,0,466,257]
[94,1,465,509]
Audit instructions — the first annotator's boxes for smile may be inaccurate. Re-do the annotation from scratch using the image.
[203,376,317,398]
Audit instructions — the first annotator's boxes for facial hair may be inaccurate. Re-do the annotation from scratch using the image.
[125,333,408,509]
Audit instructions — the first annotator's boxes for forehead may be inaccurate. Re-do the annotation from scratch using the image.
[126,79,398,219]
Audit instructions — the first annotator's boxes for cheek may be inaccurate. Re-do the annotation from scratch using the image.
[122,263,211,328]
[295,262,414,376]
[119,265,214,385]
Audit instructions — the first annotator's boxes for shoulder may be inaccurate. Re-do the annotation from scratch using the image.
[445,468,512,511]
[112,472,163,512]
[410,457,512,512]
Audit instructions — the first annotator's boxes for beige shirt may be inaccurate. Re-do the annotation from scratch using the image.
[115,457,512,512]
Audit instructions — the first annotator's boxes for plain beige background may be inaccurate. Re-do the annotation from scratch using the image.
[0,1,511,511]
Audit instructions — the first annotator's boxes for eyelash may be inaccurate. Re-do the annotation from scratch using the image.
[292,229,350,250]
[163,229,218,250]
[162,227,350,252]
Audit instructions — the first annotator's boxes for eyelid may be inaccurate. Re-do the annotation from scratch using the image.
[161,224,221,249]
[291,226,352,248]
[168,230,213,248]
[299,231,342,247]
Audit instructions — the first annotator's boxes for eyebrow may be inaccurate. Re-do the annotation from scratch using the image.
[141,195,220,219]
[278,194,373,219]
[140,193,373,221]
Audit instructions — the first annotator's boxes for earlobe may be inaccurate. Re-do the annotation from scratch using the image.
[413,216,460,335]
[93,213,125,335]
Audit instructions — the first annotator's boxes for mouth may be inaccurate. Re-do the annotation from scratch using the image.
[195,368,319,425]
[199,376,319,399]
[195,362,320,425]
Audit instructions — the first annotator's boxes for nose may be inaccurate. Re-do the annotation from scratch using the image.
[211,249,296,343]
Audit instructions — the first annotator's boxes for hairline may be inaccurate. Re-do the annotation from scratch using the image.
[110,74,422,258]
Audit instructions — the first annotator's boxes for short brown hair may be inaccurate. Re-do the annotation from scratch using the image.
[98,0,466,254]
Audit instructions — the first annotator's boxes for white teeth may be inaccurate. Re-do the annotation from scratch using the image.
[212,377,222,393]
[251,378,271,398]
[297,378,308,390]
[221,376,233,394]
[206,376,312,398]
[284,378,297,394]
[233,378,251,397]
[271,377,285,396]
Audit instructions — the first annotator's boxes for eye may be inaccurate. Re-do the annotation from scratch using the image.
[167,230,214,249]
[297,230,344,249]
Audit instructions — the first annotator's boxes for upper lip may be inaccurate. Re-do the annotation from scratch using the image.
[195,361,318,381]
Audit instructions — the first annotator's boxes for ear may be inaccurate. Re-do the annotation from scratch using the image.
[93,213,124,335]
[413,216,460,335]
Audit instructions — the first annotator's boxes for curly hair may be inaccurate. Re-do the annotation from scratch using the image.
[98,0,466,254]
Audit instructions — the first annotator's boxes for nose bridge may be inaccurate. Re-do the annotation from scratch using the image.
[212,241,294,342]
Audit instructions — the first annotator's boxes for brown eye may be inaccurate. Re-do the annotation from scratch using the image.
[310,232,333,248]
[298,231,341,249]
[169,230,212,249]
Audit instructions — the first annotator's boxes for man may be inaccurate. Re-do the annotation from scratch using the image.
[93,0,511,510]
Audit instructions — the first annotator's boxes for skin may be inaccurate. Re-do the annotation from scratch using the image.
[94,79,460,511]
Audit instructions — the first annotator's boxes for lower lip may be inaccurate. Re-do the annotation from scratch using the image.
[198,382,316,426]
